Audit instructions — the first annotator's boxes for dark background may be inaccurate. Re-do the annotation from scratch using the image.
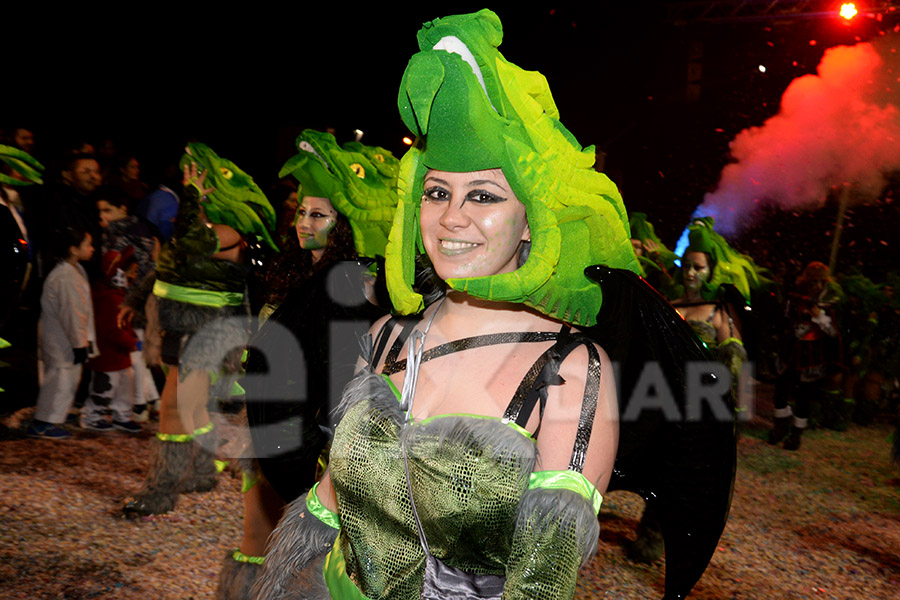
[6,2,900,276]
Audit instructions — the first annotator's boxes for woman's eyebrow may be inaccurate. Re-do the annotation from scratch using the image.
[466,179,506,191]
[424,177,450,186]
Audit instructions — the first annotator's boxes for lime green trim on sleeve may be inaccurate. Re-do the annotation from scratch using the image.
[306,483,341,530]
[156,432,193,443]
[193,421,214,436]
[719,337,744,348]
[215,460,229,474]
[241,471,260,493]
[323,536,371,600]
[528,470,603,515]
[232,549,265,565]
[152,279,244,307]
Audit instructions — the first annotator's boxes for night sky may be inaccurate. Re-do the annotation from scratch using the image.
[7,2,900,276]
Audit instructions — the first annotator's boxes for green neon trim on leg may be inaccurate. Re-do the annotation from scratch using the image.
[241,471,259,493]
[528,470,603,515]
[306,483,340,530]
[232,549,265,565]
[193,421,214,436]
[152,279,244,308]
[156,432,193,442]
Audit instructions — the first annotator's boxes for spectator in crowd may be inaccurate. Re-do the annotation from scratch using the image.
[81,247,141,433]
[96,187,161,422]
[27,227,96,439]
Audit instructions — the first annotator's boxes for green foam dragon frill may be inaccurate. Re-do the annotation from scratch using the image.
[0,145,44,186]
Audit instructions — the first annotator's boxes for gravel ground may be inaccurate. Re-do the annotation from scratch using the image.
[1,394,898,600]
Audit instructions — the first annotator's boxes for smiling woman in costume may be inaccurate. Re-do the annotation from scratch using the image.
[255,9,736,600]
[253,9,636,600]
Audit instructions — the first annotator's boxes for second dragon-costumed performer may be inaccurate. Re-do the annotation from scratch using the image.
[214,131,398,599]
[254,9,735,600]
[123,143,277,516]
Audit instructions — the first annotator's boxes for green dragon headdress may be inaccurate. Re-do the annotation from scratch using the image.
[677,217,766,303]
[386,9,639,326]
[0,145,44,186]
[179,143,278,251]
[278,130,398,259]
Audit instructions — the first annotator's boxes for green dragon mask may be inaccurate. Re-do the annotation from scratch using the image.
[0,145,44,186]
[387,9,638,326]
[179,143,278,251]
[279,130,398,259]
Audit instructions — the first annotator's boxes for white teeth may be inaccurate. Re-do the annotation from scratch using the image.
[441,240,478,250]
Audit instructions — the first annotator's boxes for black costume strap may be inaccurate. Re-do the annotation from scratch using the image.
[380,318,420,371]
[502,325,571,429]
[381,331,562,376]
[503,333,603,474]
[567,340,602,473]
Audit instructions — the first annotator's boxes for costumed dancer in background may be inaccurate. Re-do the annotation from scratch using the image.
[215,131,397,599]
[254,10,735,600]
[123,143,277,516]
[768,261,843,451]
[669,217,764,393]
[1,145,43,397]
[623,216,760,564]
[628,212,677,294]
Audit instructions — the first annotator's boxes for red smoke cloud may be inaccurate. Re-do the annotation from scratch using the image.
[698,35,900,234]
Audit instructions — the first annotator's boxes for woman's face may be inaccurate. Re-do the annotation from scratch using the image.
[121,158,140,182]
[97,200,128,228]
[295,196,337,250]
[682,251,711,291]
[419,168,530,281]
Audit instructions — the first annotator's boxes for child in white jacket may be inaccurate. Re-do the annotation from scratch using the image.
[29,228,96,439]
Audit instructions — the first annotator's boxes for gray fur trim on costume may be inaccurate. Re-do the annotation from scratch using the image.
[400,415,536,483]
[251,491,337,600]
[183,429,218,494]
[215,550,262,600]
[156,297,249,373]
[332,369,404,430]
[123,438,194,516]
[515,486,600,566]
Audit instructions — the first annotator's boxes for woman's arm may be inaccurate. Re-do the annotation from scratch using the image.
[502,342,617,600]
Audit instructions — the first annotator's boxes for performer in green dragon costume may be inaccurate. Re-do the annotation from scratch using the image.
[255,9,735,600]
[124,143,277,517]
[215,131,398,600]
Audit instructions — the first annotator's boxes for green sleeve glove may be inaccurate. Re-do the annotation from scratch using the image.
[503,487,599,599]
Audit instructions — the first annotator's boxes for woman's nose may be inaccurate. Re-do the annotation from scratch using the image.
[438,197,470,229]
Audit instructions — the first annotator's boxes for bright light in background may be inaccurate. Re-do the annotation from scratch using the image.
[840,3,858,20]
[354,129,364,141]
[758,65,767,73]
[402,136,413,146]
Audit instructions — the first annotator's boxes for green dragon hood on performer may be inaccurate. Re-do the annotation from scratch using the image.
[676,217,768,303]
[179,143,278,251]
[387,8,639,326]
[0,145,44,186]
[279,130,398,259]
